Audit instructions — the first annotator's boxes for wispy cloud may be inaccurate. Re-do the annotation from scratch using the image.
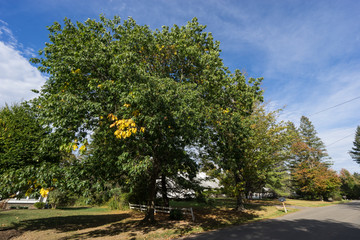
[0,21,45,107]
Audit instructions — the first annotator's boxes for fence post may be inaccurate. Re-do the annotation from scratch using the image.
[190,207,195,222]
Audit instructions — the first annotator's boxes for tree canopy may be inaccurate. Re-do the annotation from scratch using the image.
[0,103,63,198]
[29,16,262,221]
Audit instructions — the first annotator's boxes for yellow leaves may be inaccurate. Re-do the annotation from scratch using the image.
[110,117,145,139]
[37,105,42,109]
[157,44,165,51]
[79,145,86,152]
[131,127,137,134]
[97,84,102,89]
[40,188,50,198]
[111,118,136,139]
[72,144,78,151]
[108,113,118,121]
[71,69,81,74]
[123,103,131,108]
[222,108,230,114]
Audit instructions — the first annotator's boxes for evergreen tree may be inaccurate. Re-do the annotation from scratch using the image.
[290,116,339,200]
[350,126,360,165]
[298,116,328,162]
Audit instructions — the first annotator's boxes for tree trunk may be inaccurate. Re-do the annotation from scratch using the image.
[234,174,245,211]
[161,174,169,207]
[143,160,159,223]
[235,192,245,211]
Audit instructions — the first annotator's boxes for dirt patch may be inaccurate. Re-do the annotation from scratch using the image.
[0,229,22,240]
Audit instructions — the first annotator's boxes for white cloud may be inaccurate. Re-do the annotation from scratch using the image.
[0,22,45,107]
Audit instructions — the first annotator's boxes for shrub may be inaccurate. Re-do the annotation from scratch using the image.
[107,192,131,210]
[169,209,183,220]
[34,202,46,209]
[48,189,74,208]
[10,206,17,209]
[332,193,343,201]
[18,206,28,209]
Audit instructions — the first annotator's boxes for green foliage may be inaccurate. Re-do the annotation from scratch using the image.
[350,126,360,165]
[29,15,264,221]
[0,103,52,174]
[48,189,74,209]
[204,104,291,210]
[291,116,329,167]
[107,188,130,210]
[169,208,183,220]
[34,202,46,209]
[339,169,360,199]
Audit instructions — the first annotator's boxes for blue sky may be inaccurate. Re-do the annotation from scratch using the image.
[1,0,360,173]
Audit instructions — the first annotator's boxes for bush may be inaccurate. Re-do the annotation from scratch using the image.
[10,206,17,209]
[169,208,183,220]
[48,189,74,208]
[332,193,343,201]
[107,192,131,210]
[18,206,28,209]
[73,196,91,206]
[34,202,46,209]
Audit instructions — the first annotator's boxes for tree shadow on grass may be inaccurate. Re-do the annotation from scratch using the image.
[57,207,91,210]
[7,204,268,240]
[63,208,261,239]
[12,213,132,232]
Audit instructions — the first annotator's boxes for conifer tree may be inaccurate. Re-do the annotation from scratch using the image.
[298,116,328,162]
[350,126,360,165]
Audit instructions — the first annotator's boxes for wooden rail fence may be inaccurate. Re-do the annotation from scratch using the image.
[129,203,195,221]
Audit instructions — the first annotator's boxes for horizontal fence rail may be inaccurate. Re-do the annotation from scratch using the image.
[129,203,195,221]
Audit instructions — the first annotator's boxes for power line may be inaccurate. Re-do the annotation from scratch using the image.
[309,96,360,116]
[326,133,354,147]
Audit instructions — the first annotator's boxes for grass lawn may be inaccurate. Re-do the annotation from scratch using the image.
[0,198,346,240]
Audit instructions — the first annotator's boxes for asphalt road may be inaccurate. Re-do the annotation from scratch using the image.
[185,201,360,240]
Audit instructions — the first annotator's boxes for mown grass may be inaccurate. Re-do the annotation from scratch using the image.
[285,199,349,207]
[0,198,347,240]
[0,207,111,229]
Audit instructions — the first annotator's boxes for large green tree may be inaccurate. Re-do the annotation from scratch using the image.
[0,103,62,198]
[31,16,258,221]
[350,126,360,165]
[203,104,293,210]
